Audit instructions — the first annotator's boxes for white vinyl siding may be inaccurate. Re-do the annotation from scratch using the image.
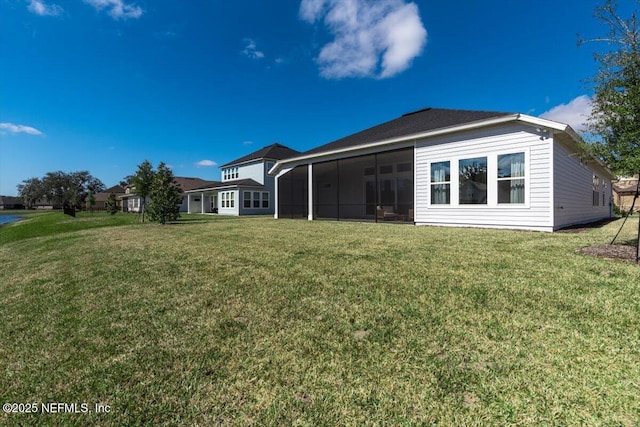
[552,137,611,229]
[416,123,551,231]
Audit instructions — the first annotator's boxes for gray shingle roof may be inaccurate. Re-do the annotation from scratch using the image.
[300,108,513,156]
[189,179,264,192]
[221,143,300,168]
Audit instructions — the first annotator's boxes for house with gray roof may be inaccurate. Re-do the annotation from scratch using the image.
[121,177,221,213]
[0,196,25,210]
[270,107,615,232]
[185,143,299,215]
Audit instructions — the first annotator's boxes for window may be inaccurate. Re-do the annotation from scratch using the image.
[430,161,450,204]
[593,175,600,206]
[497,152,525,204]
[242,191,269,209]
[459,157,487,204]
[223,167,239,181]
[221,192,235,208]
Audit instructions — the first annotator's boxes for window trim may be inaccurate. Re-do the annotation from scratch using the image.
[458,156,488,205]
[427,149,530,208]
[241,190,270,209]
[497,151,526,205]
[430,160,451,205]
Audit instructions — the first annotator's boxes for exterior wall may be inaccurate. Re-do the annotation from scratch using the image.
[239,162,266,185]
[553,137,612,229]
[615,193,640,212]
[178,196,189,212]
[223,161,265,184]
[415,123,553,231]
[218,190,239,215]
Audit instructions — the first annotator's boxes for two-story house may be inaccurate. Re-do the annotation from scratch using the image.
[185,143,299,216]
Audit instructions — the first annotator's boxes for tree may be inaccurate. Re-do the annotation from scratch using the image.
[106,192,118,215]
[581,0,640,262]
[40,171,105,209]
[18,171,105,209]
[119,175,135,188]
[581,0,640,176]
[86,192,96,212]
[17,177,44,209]
[148,162,182,225]
[132,160,155,223]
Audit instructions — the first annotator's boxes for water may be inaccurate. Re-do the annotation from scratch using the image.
[0,214,22,226]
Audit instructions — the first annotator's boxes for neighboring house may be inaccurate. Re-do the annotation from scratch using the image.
[33,199,60,210]
[94,185,125,210]
[612,176,639,213]
[270,108,615,232]
[120,177,220,213]
[0,196,25,210]
[185,143,300,216]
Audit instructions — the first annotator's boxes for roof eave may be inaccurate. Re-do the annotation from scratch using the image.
[270,114,520,175]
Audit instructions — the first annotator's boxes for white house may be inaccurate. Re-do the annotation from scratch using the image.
[120,177,219,213]
[185,143,299,216]
[270,108,615,232]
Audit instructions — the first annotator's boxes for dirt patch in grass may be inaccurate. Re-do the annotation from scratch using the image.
[579,244,639,262]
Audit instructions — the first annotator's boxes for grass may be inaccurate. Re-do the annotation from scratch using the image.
[1,212,639,426]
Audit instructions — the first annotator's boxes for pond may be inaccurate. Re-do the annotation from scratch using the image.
[0,214,23,226]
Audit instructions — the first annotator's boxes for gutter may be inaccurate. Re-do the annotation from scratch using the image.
[269,114,520,175]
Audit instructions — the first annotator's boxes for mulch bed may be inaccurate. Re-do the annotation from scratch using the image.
[579,244,639,263]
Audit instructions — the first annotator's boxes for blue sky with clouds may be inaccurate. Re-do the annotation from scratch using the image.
[0,0,628,195]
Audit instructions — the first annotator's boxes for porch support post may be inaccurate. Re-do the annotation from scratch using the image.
[308,163,313,221]
[201,192,204,214]
[187,194,191,213]
[274,173,279,219]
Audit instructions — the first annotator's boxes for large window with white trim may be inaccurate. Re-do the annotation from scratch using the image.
[221,192,235,208]
[243,191,269,209]
[497,152,525,204]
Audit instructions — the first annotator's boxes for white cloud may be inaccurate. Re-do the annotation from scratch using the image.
[27,0,63,17]
[299,0,427,79]
[83,0,143,20]
[195,160,217,167]
[242,140,254,146]
[242,38,265,59]
[540,95,592,133]
[0,122,43,136]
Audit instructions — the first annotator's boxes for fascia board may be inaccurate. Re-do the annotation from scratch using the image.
[270,114,520,174]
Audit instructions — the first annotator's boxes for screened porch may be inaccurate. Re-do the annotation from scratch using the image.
[278,147,414,223]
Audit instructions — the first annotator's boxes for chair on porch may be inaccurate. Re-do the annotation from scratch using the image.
[377,206,399,221]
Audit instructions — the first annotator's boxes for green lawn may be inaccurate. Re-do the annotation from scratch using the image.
[1,211,639,426]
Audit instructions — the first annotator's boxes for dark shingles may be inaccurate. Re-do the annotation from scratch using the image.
[221,143,300,168]
[300,108,513,156]
[189,179,264,192]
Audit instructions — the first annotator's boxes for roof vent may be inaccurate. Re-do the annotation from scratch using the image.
[402,107,432,117]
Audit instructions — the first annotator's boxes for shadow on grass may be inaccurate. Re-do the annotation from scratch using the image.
[557,218,619,233]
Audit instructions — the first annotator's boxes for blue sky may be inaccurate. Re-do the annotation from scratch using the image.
[0,0,627,195]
